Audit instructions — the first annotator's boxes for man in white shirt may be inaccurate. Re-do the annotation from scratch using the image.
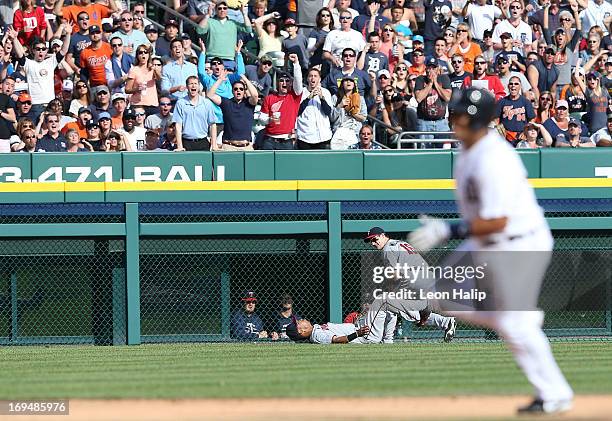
[322,11,366,67]
[492,0,533,55]
[329,0,359,29]
[462,0,502,42]
[296,67,334,149]
[590,114,612,146]
[579,0,612,37]
[117,108,146,151]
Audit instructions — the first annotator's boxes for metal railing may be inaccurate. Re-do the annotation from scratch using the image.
[396,131,458,149]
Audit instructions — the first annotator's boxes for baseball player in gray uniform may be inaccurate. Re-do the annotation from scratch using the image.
[285,318,370,344]
[409,87,573,415]
[361,227,457,343]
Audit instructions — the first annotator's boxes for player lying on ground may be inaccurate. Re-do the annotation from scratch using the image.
[285,318,370,344]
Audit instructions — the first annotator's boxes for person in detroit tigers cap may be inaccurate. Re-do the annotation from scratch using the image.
[230,291,279,340]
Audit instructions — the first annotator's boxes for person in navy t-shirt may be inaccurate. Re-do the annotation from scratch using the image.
[496,75,535,144]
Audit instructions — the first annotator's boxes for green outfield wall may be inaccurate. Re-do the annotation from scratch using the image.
[0,149,610,184]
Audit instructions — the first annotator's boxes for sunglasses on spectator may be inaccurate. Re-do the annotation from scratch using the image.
[135,112,146,116]
[457,29,468,33]
[233,86,245,91]
[384,89,394,93]
[445,33,454,37]
[77,84,87,88]
[588,40,599,44]
[97,91,108,95]
[160,102,172,106]
[339,16,352,20]
[556,106,567,110]
[452,60,463,64]
[78,16,89,21]
[134,9,145,14]
[34,46,47,51]
[510,5,522,9]
[379,74,389,79]
[497,59,509,65]
[211,60,223,65]
[112,43,123,47]
[475,61,486,65]
[153,62,162,66]
[343,53,355,58]
[278,77,290,82]
[137,50,149,55]
[217,6,228,10]
[261,61,272,66]
[508,82,520,86]
[587,76,598,80]
[321,13,331,17]
[396,66,407,70]
[413,52,423,57]
[560,18,571,22]
[121,18,133,22]
[20,101,32,105]
[383,28,394,32]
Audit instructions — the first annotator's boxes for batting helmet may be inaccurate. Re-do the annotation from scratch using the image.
[448,87,496,130]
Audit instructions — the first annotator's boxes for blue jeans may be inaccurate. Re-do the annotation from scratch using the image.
[417,118,450,149]
[262,135,294,150]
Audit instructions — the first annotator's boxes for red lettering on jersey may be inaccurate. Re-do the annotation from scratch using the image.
[400,243,416,254]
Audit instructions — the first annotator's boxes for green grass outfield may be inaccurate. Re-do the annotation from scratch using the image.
[0,341,611,400]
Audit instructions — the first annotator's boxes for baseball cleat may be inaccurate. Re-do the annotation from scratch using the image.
[444,318,456,342]
[517,398,573,415]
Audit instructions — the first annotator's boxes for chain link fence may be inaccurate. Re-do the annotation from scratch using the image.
[342,200,612,341]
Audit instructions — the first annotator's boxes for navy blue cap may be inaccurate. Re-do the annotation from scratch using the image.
[364,226,385,242]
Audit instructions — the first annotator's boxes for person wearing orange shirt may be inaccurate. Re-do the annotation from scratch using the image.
[53,0,119,33]
[408,48,426,76]
[62,107,93,139]
[447,22,482,74]
[80,25,112,87]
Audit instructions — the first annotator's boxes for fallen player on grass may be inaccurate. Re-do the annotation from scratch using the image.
[285,318,370,344]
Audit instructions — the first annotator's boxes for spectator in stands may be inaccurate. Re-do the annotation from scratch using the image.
[144,25,159,56]
[161,39,198,101]
[15,92,35,122]
[133,106,146,129]
[353,0,390,38]
[97,111,112,141]
[528,46,559,99]
[414,57,452,147]
[329,0,359,30]
[145,95,173,135]
[378,24,403,73]
[516,122,553,148]
[432,37,450,73]
[126,44,160,116]
[105,36,134,96]
[105,130,131,152]
[330,77,367,148]
[155,20,179,60]
[575,70,611,135]
[542,2,581,92]
[63,106,93,139]
[448,22,482,74]
[283,18,309,73]
[111,93,127,129]
[496,55,532,93]
[323,47,370,96]
[481,30,495,64]
[423,0,452,55]
[173,75,217,151]
[207,69,258,150]
[79,25,112,87]
[112,11,149,58]
[198,2,252,62]
[357,32,389,76]
[89,85,114,121]
[386,4,417,36]
[260,55,303,149]
[560,69,587,119]
[65,128,90,152]
[198,40,246,127]
[13,0,49,47]
[276,294,301,339]
[0,78,15,152]
[84,118,105,151]
[307,8,334,71]
[555,117,595,147]
[590,114,612,146]
[463,55,505,101]
[16,126,37,152]
[462,0,502,44]
[496,75,536,144]
[391,63,410,96]
[349,123,382,149]
[118,108,146,151]
[534,91,554,124]
[448,54,472,92]
[253,11,283,59]
[543,99,571,145]
[580,0,612,38]
[36,113,66,152]
[296,67,333,149]
[323,10,365,67]
[66,12,92,78]
[69,81,91,118]
[54,0,118,33]
[46,98,72,129]
[231,291,278,340]
[408,48,425,76]
[9,25,71,123]
[160,122,178,150]
[492,0,533,55]
[245,56,273,97]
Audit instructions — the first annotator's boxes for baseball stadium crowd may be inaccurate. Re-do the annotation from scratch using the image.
[0,0,610,152]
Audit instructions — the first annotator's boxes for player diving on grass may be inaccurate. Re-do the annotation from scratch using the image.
[408,87,573,415]
[285,317,370,344]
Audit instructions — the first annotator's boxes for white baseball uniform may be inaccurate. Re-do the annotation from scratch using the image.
[450,129,573,403]
[310,322,361,344]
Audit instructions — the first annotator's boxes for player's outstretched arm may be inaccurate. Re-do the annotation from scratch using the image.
[331,326,370,343]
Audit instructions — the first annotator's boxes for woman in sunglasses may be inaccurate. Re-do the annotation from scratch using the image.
[534,91,555,124]
[447,22,481,74]
[125,44,159,116]
[307,8,335,71]
[573,67,611,135]
[330,77,366,148]
[69,81,91,118]
[254,11,283,58]
[559,68,587,120]
[9,118,35,151]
